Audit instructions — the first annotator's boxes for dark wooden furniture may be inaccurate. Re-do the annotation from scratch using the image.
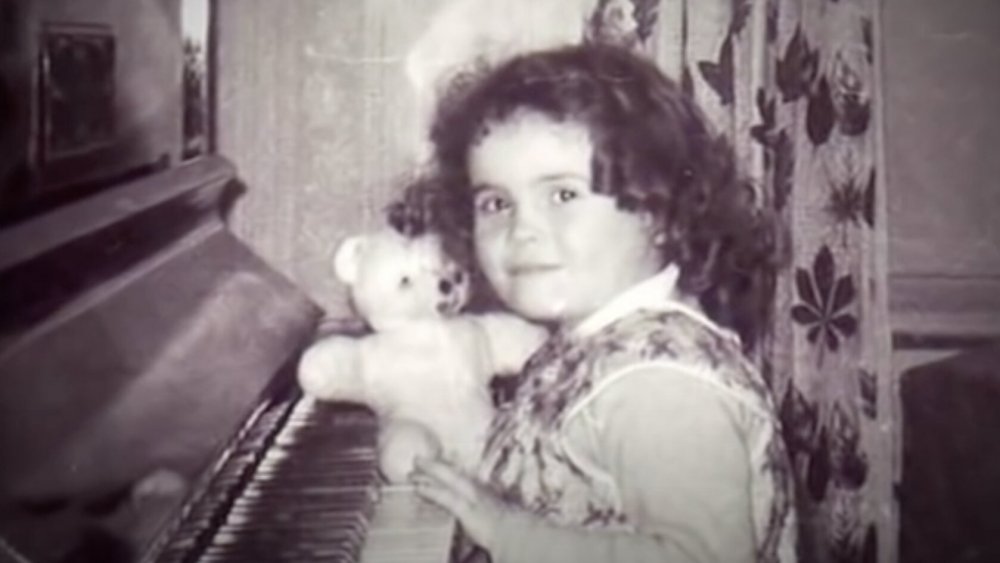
[0,157,453,562]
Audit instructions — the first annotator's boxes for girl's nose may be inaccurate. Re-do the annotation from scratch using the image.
[509,203,547,244]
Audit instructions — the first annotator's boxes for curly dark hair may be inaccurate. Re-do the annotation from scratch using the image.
[389,43,782,350]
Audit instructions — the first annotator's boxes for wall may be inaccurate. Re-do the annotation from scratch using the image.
[216,0,446,315]
[883,0,1000,333]
[0,0,183,220]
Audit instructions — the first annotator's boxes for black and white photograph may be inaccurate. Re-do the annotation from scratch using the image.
[0,1,998,562]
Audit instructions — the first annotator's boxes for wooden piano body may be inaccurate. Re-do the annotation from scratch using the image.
[0,157,455,562]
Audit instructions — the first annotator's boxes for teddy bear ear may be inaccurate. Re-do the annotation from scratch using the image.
[334,236,366,285]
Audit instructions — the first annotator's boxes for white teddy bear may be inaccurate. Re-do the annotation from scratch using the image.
[297,229,548,483]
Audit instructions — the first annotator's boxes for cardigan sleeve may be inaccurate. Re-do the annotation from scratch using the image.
[491,366,757,563]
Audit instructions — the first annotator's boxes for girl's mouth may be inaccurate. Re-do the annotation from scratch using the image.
[508,263,561,276]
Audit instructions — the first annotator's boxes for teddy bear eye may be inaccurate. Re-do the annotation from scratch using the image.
[438,279,453,295]
[399,276,412,288]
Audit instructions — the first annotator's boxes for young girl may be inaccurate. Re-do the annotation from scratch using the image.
[401,44,797,563]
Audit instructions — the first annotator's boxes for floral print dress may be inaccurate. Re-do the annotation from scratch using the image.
[478,266,797,562]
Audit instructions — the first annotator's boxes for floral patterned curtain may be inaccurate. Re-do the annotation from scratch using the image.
[610,0,892,561]
[407,1,894,560]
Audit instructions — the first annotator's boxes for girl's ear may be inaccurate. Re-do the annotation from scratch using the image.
[334,236,367,285]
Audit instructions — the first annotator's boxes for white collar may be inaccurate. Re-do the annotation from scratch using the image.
[569,263,683,338]
[567,263,742,346]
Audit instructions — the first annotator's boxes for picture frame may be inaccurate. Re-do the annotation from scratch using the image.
[37,22,116,165]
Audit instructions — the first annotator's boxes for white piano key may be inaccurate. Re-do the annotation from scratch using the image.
[358,485,456,563]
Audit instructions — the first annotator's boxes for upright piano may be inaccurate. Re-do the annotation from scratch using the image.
[0,157,456,562]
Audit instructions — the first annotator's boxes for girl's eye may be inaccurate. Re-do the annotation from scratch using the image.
[552,187,580,204]
[475,193,512,215]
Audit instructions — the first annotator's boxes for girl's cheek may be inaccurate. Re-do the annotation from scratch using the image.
[474,216,511,243]
[473,227,501,260]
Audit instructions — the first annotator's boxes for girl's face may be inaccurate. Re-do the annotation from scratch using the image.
[468,111,664,328]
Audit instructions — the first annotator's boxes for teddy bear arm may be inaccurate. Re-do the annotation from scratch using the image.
[377,419,442,483]
[297,336,367,402]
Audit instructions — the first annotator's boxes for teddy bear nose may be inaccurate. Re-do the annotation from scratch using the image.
[438,279,453,294]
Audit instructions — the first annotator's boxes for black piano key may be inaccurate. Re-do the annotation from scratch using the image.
[201,524,368,556]
[251,473,378,487]
[212,521,368,544]
[254,455,378,473]
[223,511,366,529]
[201,542,358,558]
[200,544,358,563]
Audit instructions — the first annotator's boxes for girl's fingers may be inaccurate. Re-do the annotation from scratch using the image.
[413,458,478,501]
[414,478,468,517]
[412,460,506,551]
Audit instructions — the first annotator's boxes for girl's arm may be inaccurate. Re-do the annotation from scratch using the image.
[489,367,757,563]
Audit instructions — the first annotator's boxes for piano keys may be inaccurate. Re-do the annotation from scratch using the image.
[151,395,456,563]
[0,156,457,562]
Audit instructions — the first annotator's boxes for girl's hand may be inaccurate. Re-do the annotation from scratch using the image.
[410,457,510,552]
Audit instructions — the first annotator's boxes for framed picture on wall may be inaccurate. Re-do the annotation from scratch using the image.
[37,23,115,164]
